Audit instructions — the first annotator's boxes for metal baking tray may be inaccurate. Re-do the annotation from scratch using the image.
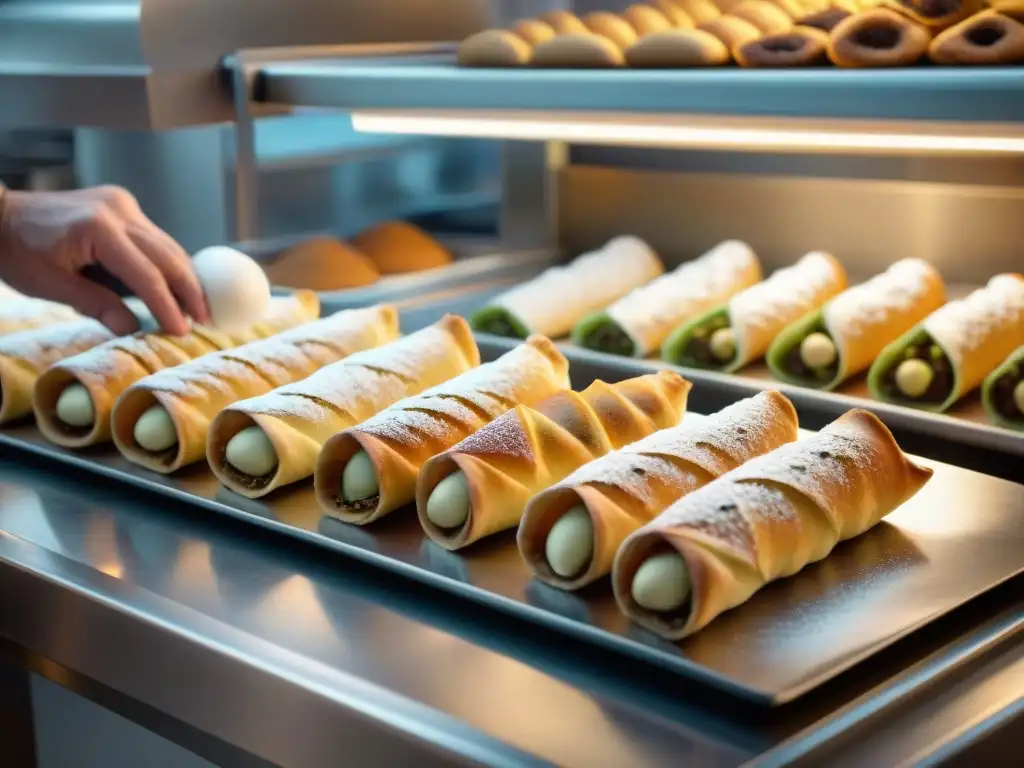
[473,334,1024,483]
[247,234,562,311]
[1,353,1021,706]
[255,55,1024,123]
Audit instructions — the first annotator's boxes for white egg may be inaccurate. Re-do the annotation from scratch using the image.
[191,246,270,332]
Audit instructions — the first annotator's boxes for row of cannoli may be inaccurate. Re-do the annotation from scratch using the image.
[0,296,936,640]
[470,240,1024,426]
[458,1,1024,68]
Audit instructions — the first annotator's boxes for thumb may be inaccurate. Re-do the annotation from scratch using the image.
[35,269,140,336]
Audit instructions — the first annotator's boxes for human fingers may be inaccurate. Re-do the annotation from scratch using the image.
[127,224,210,325]
[90,215,191,336]
[19,264,139,336]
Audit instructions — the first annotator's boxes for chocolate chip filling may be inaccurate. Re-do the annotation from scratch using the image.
[989,364,1024,420]
[854,23,903,49]
[679,316,735,369]
[478,316,521,338]
[336,494,379,512]
[783,330,839,385]
[966,22,1006,46]
[881,342,954,404]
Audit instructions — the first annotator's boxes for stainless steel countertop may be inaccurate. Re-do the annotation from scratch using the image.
[0,451,1021,767]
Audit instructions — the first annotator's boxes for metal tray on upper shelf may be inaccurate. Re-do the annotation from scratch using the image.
[253,53,1024,123]
[1,312,1022,706]
[246,235,562,312]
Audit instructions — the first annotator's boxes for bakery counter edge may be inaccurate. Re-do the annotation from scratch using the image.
[473,334,1024,483]
[1,443,1022,767]
[254,57,1024,123]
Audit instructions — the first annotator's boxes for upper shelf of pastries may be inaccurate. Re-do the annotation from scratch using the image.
[252,2,1024,131]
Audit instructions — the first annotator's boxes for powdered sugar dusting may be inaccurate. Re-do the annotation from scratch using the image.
[355,341,565,448]
[229,323,469,423]
[443,407,535,462]
[0,320,113,370]
[825,259,941,342]
[552,392,790,499]
[493,236,664,336]
[924,273,1024,370]
[607,241,759,351]
[730,252,846,357]
[0,298,79,333]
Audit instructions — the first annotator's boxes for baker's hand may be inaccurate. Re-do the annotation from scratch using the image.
[0,185,209,335]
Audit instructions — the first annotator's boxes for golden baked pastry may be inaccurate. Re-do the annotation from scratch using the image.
[0,320,114,424]
[350,221,453,275]
[676,0,724,23]
[625,28,732,65]
[623,4,675,34]
[0,298,79,336]
[731,0,796,32]
[208,315,478,498]
[519,391,798,591]
[828,8,932,66]
[532,33,628,66]
[33,292,319,448]
[539,10,590,34]
[583,11,640,48]
[512,19,557,45]
[699,15,764,47]
[656,0,698,26]
[612,409,932,640]
[112,305,398,474]
[417,371,691,551]
[735,25,831,64]
[929,9,1024,63]
[881,0,984,30]
[264,237,379,291]
[798,5,856,31]
[315,335,570,525]
[457,29,534,66]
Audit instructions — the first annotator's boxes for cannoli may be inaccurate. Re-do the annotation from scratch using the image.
[982,346,1024,431]
[731,0,796,33]
[0,298,79,336]
[867,274,1024,412]
[827,8,932,66]
[520,391,798,591]
[768,0,813,17]
[573,241,762,358]
[513,19,559,46]
[662,252,847,373]
[265,237,379,290]
[881,0,984,30]
[531,33,628,67]
[0,320,114,425]
[699,16,763,48]
[315,335,570,525]
[929,10,1024,64]
[735,25,831,64]
[350,222,453,275]
[625,28,733,64]
[471,237,664,339]
[797,5,855,32]
[539,11,590,35]
[418,371,692,551]
[33,292,319,448]
[112,305,398,474]
[767,259,945,391]
[623,4,675,34]
[612,409,932,640]
[208,315,479,498]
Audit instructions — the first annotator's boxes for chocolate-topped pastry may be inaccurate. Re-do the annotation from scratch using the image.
[735,25,831,65]
[828,8,932,67]
[867,274,1024,413]
[882,0,985,30]
[929,10,1024,64]
[982,346,1024,430]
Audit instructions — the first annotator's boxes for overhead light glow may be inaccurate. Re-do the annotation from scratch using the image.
[351,110,1024,156]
